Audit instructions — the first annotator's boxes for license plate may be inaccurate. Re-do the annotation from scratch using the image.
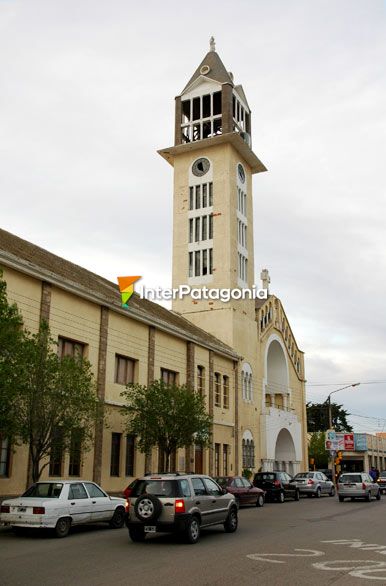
[18,507,27,512]
[144,526,156,533]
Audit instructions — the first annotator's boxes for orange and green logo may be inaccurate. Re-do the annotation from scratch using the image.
[117,276,141,307]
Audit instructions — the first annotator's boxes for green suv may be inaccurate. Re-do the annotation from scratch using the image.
[125,473,238,544]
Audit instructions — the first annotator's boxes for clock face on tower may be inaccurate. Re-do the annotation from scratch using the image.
[238,163,246,183]
[192,157,210,177]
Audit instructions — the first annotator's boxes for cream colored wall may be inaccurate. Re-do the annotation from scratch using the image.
[154,330,187,383]
[105,313,149,404]
[49,287,101,368]
[1,266,42,333]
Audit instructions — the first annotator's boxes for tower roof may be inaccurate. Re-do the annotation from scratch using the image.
[181,46,234,95]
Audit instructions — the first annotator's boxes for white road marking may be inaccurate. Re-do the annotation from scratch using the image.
[247,549,325,564]
[321,540,386,555]
[313,559,386,581]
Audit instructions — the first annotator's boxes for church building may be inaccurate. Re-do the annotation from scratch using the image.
[0,41,307,497]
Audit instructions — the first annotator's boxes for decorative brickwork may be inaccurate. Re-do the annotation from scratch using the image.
[39,281,52,323]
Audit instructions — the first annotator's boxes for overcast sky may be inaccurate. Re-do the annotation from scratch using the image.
[1,0,385,432]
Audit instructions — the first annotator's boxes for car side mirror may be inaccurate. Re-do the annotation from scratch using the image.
[222,487,228,495]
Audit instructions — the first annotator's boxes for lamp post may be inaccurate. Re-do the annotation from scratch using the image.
[327,383,360,429]
[327,383,360,482]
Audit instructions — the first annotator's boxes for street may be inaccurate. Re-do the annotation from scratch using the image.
[2,495,386,585]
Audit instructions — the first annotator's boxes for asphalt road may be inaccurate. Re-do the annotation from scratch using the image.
[2,494,386,585]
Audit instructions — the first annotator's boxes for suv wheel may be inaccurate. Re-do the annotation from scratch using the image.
[129,527,146,542]
[134,494,162,522]
[185,516,200,544]
[224,507,238,533]
[277,491,285,504]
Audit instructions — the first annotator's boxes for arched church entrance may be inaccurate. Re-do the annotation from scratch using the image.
[266,339,288,409]
[274,429,296,475]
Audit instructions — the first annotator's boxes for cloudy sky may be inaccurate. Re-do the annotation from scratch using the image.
[1,0,385,432]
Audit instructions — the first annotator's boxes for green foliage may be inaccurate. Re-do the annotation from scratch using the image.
[307,402,352,433]
[0,272,101,482]
[121,380,212,472]
[242,468,253,480]
[308,432,329,469]
[0,270,25,437]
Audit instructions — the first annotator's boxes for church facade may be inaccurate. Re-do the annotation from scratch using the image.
[0,43,307,497]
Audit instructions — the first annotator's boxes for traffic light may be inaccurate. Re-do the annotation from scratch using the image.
[335,451,343,465]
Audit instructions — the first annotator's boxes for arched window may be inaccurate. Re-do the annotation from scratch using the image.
[242,430,254,469]
[241,363,252,402]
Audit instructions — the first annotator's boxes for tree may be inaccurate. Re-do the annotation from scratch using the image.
[307,401,352,433]
[0,270,25,437]
[308,432,329,469]
[15,322,101,482]
[121,380,212,472]
[0,273,101,482]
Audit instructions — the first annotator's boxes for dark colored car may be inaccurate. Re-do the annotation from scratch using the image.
[214,476,265,507]
[253,471,299,503]
[377,471,386,494]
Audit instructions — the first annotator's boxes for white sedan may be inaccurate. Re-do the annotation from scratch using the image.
[0,480,126,537]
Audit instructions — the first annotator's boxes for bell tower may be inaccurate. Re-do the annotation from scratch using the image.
[158,39,267,351]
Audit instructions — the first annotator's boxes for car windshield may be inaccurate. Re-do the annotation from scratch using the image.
[255,473,275,481]
[213,477,228,487]
[380,472,386,477]
[132,479,177,497]
[294,473,313,479]
[22,483,63,498]
[340,474,362,483]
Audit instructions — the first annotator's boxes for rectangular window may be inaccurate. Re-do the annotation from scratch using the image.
[197,365,205,395]
[213,92,221,116]
[49,428,64,476]
[115,355,136,386]
[189,186,194,210]
[209,248,213,274]
[213,118,222,136]
[202,216,207,241]
[215,443,220,476]
[195,185,201,209]
[202,249,208,275]
[182,99,191,124]
[0,437,10,477]
[189,218,193,243]
[58,337,85,359]
[223,375,229,409]
[192,96,200,121]
[214,372,221,407]
[202,184,207,208]
[110,433,121,477]
[161,368,178,385]
[195,217,200,242]
[202,94,211,118]
[209,215,213,239]
[195,250,200,277]
[209,183,213,206]
[189,252,193,277]
[125,435,135,477]
[223,444,229,476]
[68,429,82,477]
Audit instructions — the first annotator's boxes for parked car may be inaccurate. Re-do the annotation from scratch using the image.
[125,473,238,544]
[317,468,333,481]
[337,472,381,502]
[290,471,335,497]
[0,480,126,538]
[376,471,386,494]
[253,471,299,502]
[213,476,265,507]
